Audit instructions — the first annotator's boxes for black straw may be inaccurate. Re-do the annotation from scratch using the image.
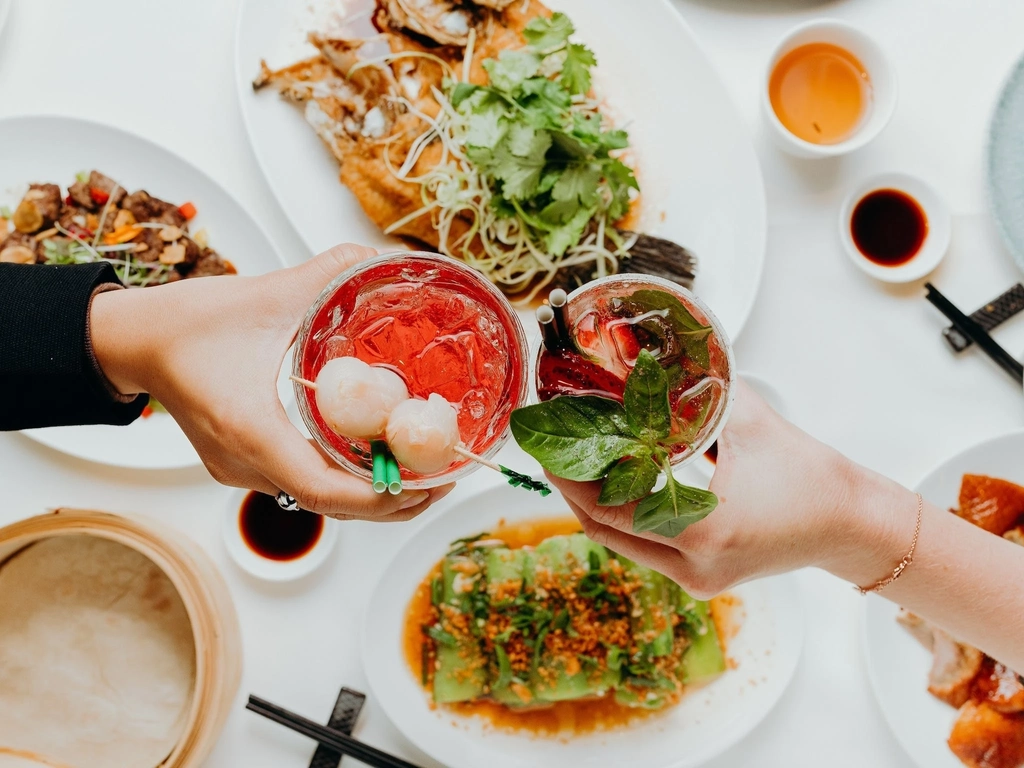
[536,305,561,353]
[548,288,572,350]
[925,283,1024,384]
[247,695,422,768]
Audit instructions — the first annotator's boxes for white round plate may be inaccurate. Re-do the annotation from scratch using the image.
[0,0,10,39]
[362,482,804,768]
[0,115,288,470]
[864,428,1024,768]
[234,0,766,340]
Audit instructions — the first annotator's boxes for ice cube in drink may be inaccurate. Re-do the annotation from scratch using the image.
[294,252,529,488]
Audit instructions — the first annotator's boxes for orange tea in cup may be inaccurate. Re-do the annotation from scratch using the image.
[769,42,872,145]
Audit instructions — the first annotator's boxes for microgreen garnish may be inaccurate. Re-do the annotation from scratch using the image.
[41,237,173,287]
[511,348,719,539]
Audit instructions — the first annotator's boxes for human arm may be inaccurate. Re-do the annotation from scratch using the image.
[0,262,148,430]
[549,381,1024,671]
[87,244,452,521]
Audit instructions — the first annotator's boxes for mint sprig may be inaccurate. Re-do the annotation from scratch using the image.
[511,349,718,538]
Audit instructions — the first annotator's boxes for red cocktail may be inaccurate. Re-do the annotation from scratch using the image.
[294,252,529,487]
[535,275,734,466]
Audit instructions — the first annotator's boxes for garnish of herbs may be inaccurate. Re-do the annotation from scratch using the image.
[511,348,718,539]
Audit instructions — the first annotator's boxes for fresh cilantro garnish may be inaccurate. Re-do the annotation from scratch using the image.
[522,13,574,51]
[447,11,636,259]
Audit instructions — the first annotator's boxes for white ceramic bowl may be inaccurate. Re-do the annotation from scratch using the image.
[222,488,338,582]
[839,172,951,283]
[763,19,897,158]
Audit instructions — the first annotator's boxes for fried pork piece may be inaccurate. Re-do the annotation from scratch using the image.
[973,659,1024,714]
[929,631,986,708]
[187,247,235,278]
[897,610,986,709]
[122,189,187,229]
[957,475,1024,535]
[949,701,1024,768]
[68,170,127,211]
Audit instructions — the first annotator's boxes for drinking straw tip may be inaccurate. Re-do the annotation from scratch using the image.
[385,454,402,495]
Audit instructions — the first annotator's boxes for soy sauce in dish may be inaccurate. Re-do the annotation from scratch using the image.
[239,491,324,561]
[850,189,928,267]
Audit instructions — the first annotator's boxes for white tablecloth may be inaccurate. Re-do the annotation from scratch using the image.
[2,0,1023,765]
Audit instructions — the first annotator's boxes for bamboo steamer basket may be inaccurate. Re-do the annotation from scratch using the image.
[0,509,242,768]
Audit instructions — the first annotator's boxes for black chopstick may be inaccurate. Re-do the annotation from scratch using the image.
[247,695,422,768]
[925,283,1024,384]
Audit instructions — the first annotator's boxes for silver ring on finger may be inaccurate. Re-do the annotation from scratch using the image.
[275,491,300,511]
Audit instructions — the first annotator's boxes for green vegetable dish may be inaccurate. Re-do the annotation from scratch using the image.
[407,523,728,731]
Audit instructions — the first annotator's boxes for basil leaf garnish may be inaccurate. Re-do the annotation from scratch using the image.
[598,455,660,506]
[632,472,718,538]
[624,349,672,442]
[626,289,713,369]
[510,396,643,481]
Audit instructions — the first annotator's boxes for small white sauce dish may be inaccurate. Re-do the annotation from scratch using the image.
[839,172,951,283]
[222,488,338,582]
[763,19,898,158]
[693,372,789,478]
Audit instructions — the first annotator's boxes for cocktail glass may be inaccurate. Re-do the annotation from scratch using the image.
[294,251,529,488]
[534,274,735,467]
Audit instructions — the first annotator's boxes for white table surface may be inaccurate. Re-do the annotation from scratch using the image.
[2,1,1024,766]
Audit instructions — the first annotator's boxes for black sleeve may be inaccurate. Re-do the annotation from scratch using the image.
[0,263,149,430]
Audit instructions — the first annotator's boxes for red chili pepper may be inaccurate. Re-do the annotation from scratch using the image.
[178,201,197,220]
[65,195,74,206]
[89,187,110,205]
[67,224,93,240]
[141,404,154,419]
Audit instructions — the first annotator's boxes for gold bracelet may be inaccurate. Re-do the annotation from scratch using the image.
[856,492,924,595]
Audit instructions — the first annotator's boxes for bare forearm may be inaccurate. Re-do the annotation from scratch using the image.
[830,468,1024,670]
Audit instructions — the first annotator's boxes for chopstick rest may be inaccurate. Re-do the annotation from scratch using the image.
[247,694,422,768]
[310,686,366,768]
[943,283,1024,352]
[925,283,1024,384]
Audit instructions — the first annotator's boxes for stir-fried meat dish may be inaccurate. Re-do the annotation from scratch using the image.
[0,170,234,286]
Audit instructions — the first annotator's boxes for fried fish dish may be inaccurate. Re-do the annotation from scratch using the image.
[255,0,696,301]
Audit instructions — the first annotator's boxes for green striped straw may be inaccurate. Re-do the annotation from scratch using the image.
[370,441,388,494]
